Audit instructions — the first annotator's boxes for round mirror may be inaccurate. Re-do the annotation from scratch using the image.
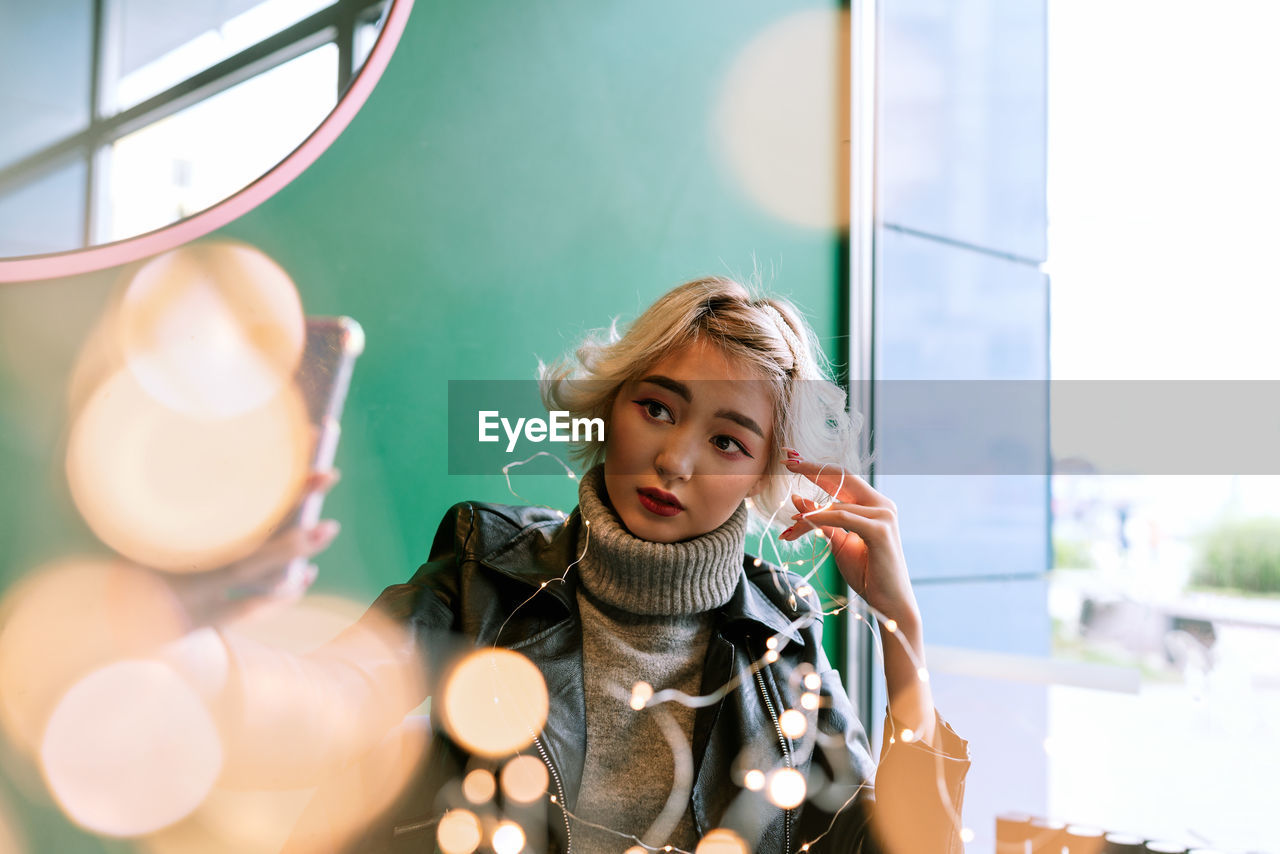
[0,0,411,282]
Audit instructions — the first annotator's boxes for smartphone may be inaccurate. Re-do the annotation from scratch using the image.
[282,315,365,577]
[196,316,363,614]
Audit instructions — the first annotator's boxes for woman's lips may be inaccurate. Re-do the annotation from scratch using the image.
[637,488,683,517]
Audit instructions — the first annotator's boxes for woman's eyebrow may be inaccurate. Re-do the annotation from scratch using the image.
[637,375,766,439]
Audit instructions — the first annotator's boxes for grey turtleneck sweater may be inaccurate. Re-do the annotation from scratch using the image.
[572,464,749,852]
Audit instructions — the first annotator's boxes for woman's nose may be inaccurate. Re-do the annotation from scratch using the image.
[654,432,696,480]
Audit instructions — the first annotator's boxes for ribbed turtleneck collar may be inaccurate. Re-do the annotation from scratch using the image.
[573,464,748,616]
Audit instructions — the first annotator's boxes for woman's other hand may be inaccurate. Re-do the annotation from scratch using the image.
[778,450,936,743]
[166,469,343,630]
[778,451,919,628]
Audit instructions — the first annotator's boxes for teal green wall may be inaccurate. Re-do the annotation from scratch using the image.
[0,1,842,849]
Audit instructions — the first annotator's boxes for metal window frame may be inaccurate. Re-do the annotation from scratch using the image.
[845,0,881,730]
[0,0,390,245]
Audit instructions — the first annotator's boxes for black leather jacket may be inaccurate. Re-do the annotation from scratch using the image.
[342,500,969,854]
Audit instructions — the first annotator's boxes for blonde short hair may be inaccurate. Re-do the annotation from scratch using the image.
[537,276,866,531]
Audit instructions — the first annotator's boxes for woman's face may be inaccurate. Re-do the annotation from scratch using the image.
[603,338,775,543]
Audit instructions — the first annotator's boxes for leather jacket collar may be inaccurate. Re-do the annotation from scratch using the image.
[475,505,806,646]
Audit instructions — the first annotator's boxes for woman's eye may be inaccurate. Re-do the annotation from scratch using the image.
[713,435,751,457]
[635,399,673,422]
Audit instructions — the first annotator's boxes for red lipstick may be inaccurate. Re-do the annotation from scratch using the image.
[637,487,684,516]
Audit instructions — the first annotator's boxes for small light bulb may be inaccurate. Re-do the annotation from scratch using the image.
[803,672,821,691]
[900,728,915,743]
[884,619,897,633]
[764,649,779,664]
[630,681,654,710]
[960,828,976,843]
[491,821,525,854]
[753,557,762,567]
[765,768,807,809]
[779,709,807,738]
[766,636,779,650]
[743,769,765,791]
[800,692,819,710]
[916,667,929,682]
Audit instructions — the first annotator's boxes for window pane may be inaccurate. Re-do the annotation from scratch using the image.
[1043,0,1280,850]
[0,161,87,256]
[106,0,334,112]
[0,1,92,170]
[353,1,386,70]
[101,43,337,242]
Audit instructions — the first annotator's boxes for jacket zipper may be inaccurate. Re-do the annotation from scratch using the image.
[534,734,573,853]
[754,661,794,853]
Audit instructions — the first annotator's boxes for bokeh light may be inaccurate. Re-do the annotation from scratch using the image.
[65,366,311,572]
[462,768,496,805]
[696,828,749,854]
[116,242,305,419]
[436,809,482,854]
[800,692,820,711]
[779,709,808,739]
[140,786,315,854]
[500,754,549,804]
[630,680,654,711]
[743,769,766,791]
[215,594,426,794]
[491,820,525,854]
[766,768,807,809]
[0,559,186,755]
[39,659,222,836]
[713,9,850,229]
[441,649,549,759]
[802,672,822,691]
[0,793,26,854]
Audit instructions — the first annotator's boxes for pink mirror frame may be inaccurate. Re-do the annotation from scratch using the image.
[0,0,414,284]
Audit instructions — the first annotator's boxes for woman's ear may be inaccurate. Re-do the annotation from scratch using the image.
[747,473,768,499]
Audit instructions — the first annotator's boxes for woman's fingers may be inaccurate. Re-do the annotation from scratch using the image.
[780,452,887,509]
[303,467,341,494]
[221,520,340,584]
[780,494,895,541]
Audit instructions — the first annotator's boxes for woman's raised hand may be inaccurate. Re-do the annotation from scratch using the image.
[778,450,921,630]
[165,468,343,630]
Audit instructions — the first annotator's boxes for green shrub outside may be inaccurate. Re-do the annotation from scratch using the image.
[1191,517,1280,594]
[1052,537,1095,570]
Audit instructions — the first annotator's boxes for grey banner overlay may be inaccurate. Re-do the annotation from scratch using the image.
[447,380,1280,475]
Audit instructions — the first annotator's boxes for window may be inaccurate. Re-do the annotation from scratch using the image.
[0,0,388,254]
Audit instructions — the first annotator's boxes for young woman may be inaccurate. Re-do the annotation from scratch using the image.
[193,276,969,853]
